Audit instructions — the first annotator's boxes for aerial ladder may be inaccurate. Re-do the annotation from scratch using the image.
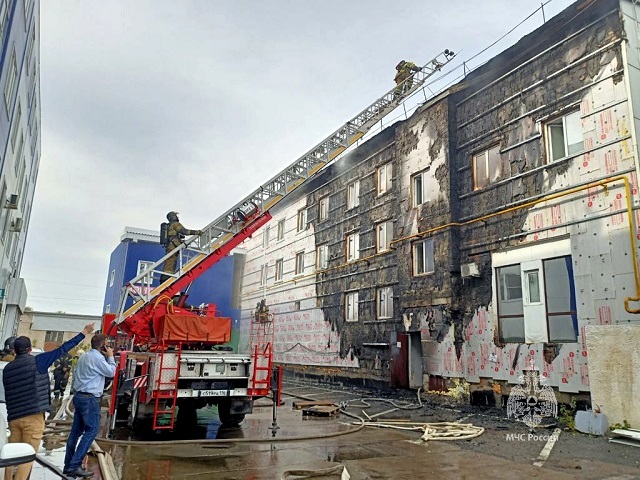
[105,50,455,434]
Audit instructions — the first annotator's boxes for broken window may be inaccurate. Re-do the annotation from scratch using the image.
[473,145,501,190]
[376,220,393,252]
[411,170,429,206]
[377,286,393,319]
[295,251,305,276]
[546,110,583,161]
[377,162,393,195]
[296,208,307,232]
[412,238,434,275]
[347,180,360,209]
[345,291,358,322]
[316,244,328,269]
[274,258,284,282]
[346,232,359,262]
[318,196,329,222]
[496,254,577,343]
[277,219,285,241]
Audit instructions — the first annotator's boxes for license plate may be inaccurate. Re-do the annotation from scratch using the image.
[199,390,228,397]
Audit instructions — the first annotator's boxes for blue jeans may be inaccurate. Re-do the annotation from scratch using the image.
[64,394,101,471]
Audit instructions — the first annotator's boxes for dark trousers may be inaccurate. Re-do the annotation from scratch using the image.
[64,394,101,471]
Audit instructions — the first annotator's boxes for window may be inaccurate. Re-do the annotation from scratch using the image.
[105,304,111,313]
[376,220,393,252]
[496,254,577,343]
[263,226,270,248]
[0,182,6,244]
[259,264,267,286]
[295,251,305,275]
[274,259,284,282]
[347,181,360,209]
[318,196,329,221]
[377,163,393,195]
[45,331,64,343]
[0,2,9,46]
[377,287,393,319]
[277,219,285,241]
[296,208,307,232]
[137,260,154,285]
[316,244,328,269]
[3,50,17,112]
[346,232,359,262]
[11,103,21,150]
[109,269,115,287]
[294,300,300,310]
[412,239,434,275]
[546,110,583,162]
[345,292,358,322]
[26,23,35,71]
[473,145,502,190]
[412,170,429,206]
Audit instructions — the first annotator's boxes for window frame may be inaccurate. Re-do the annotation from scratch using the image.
[376,220,393,253]
[274,258,284,282]
[263,226,270,248]
[136,260,155,285]
[295,251,305,276]
[377,162,393,195]
[412,238,435,276]
[109,269,115,287]
[45,331,64,344]
[259,264,267,286]
[318,196,329,222]
[316,244,328,270]
[472,144,502,190]
[345,291,359,322]
[346,232,360,262]
[276,219,285,241]
[3,50,17,113]
[347,180,360,210]
[411,170,429,207]
[377,286,393,320]
[545,109,583,163]
[296,208,307,233]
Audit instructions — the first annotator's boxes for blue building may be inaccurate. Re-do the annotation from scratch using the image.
[102,227,245,348]
[0,0,41,340]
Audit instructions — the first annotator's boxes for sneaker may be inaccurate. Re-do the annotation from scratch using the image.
[64,467,94,478]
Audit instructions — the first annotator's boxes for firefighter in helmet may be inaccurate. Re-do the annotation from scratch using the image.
[394,60,421,97]
[160,211,202,284]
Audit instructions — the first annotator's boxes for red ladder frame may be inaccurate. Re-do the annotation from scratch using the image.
[248,309,274,396]
[152,343,182,430]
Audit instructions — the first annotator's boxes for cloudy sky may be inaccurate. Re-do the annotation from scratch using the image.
[20,0,576,315]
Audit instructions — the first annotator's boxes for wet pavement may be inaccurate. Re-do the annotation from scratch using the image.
[95,379,640,479]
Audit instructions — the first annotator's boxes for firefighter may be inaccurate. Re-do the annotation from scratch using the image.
[393,60,422,97]
[52,353,72,399]
[160,211,202,283]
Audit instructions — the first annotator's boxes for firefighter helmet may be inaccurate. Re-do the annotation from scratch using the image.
[166,211,179,222]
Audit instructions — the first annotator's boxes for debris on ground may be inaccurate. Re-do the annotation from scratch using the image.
[609,428,640,448]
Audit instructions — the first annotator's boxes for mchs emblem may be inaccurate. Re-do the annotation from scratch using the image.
[507,360,558,429]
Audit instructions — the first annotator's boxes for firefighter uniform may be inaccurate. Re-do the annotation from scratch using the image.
[161,212,200,283]
[394,60,421,97]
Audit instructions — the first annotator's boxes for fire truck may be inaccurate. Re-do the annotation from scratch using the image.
[103,50,455,434]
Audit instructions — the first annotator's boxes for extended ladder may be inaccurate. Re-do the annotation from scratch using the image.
[115,49,456,325]
[152,344,181,430]
[248,306,274,396]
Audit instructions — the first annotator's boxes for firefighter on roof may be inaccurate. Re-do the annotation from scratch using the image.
[160,211,202,284]
[394,60,421,97]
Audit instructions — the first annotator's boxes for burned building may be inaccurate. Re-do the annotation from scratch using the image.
[239,0,640,425]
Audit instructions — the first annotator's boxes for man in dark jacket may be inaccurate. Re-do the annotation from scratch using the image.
[2,324,94,480]
[160,211,201,283]
[52,353,72,399]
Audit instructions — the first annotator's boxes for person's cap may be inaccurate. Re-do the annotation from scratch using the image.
[3,336,16,350]
[14,336,31,354]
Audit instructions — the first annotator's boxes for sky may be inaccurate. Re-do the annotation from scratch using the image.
[20,0,577,315]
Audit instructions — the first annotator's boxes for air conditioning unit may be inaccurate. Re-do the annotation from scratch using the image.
[10,217,23,232]
[5,194,18,209]
[461,262,481,278]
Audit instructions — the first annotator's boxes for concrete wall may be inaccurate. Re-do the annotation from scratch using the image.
[585,325,640,426]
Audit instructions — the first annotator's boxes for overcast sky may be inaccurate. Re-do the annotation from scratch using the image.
[20,0,576,315]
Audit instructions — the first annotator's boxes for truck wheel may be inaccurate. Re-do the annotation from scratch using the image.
[128,389,139,427]
[218,401,245,426]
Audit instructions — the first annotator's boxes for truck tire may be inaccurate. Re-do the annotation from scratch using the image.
[218,400,245,426]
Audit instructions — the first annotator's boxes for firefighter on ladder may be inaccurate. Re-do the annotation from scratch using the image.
[394,60,422,98]
[254,299,271,324]
[160,211,202,284]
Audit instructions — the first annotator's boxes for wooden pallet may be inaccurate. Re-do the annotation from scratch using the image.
[293,400,337,410]
[302,405,340,417]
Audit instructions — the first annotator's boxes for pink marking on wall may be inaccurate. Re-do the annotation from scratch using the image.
[611,194,624,225]
[580,365,589,386]
[598,305,612,325]
[467,354,476,377]
[444,348,452,372]
[604,150,618,175]
[562,356,576,378]
[551,205,562,227]
[599,110,613,139]
[631,171,638,196]
[478,309,488,331]
[580,326,587,357]
[580,98,591,115]
[533,213,544,230]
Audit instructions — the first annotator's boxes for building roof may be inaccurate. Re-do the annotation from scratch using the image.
[30,311,102,333]
[121,226,160,243]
